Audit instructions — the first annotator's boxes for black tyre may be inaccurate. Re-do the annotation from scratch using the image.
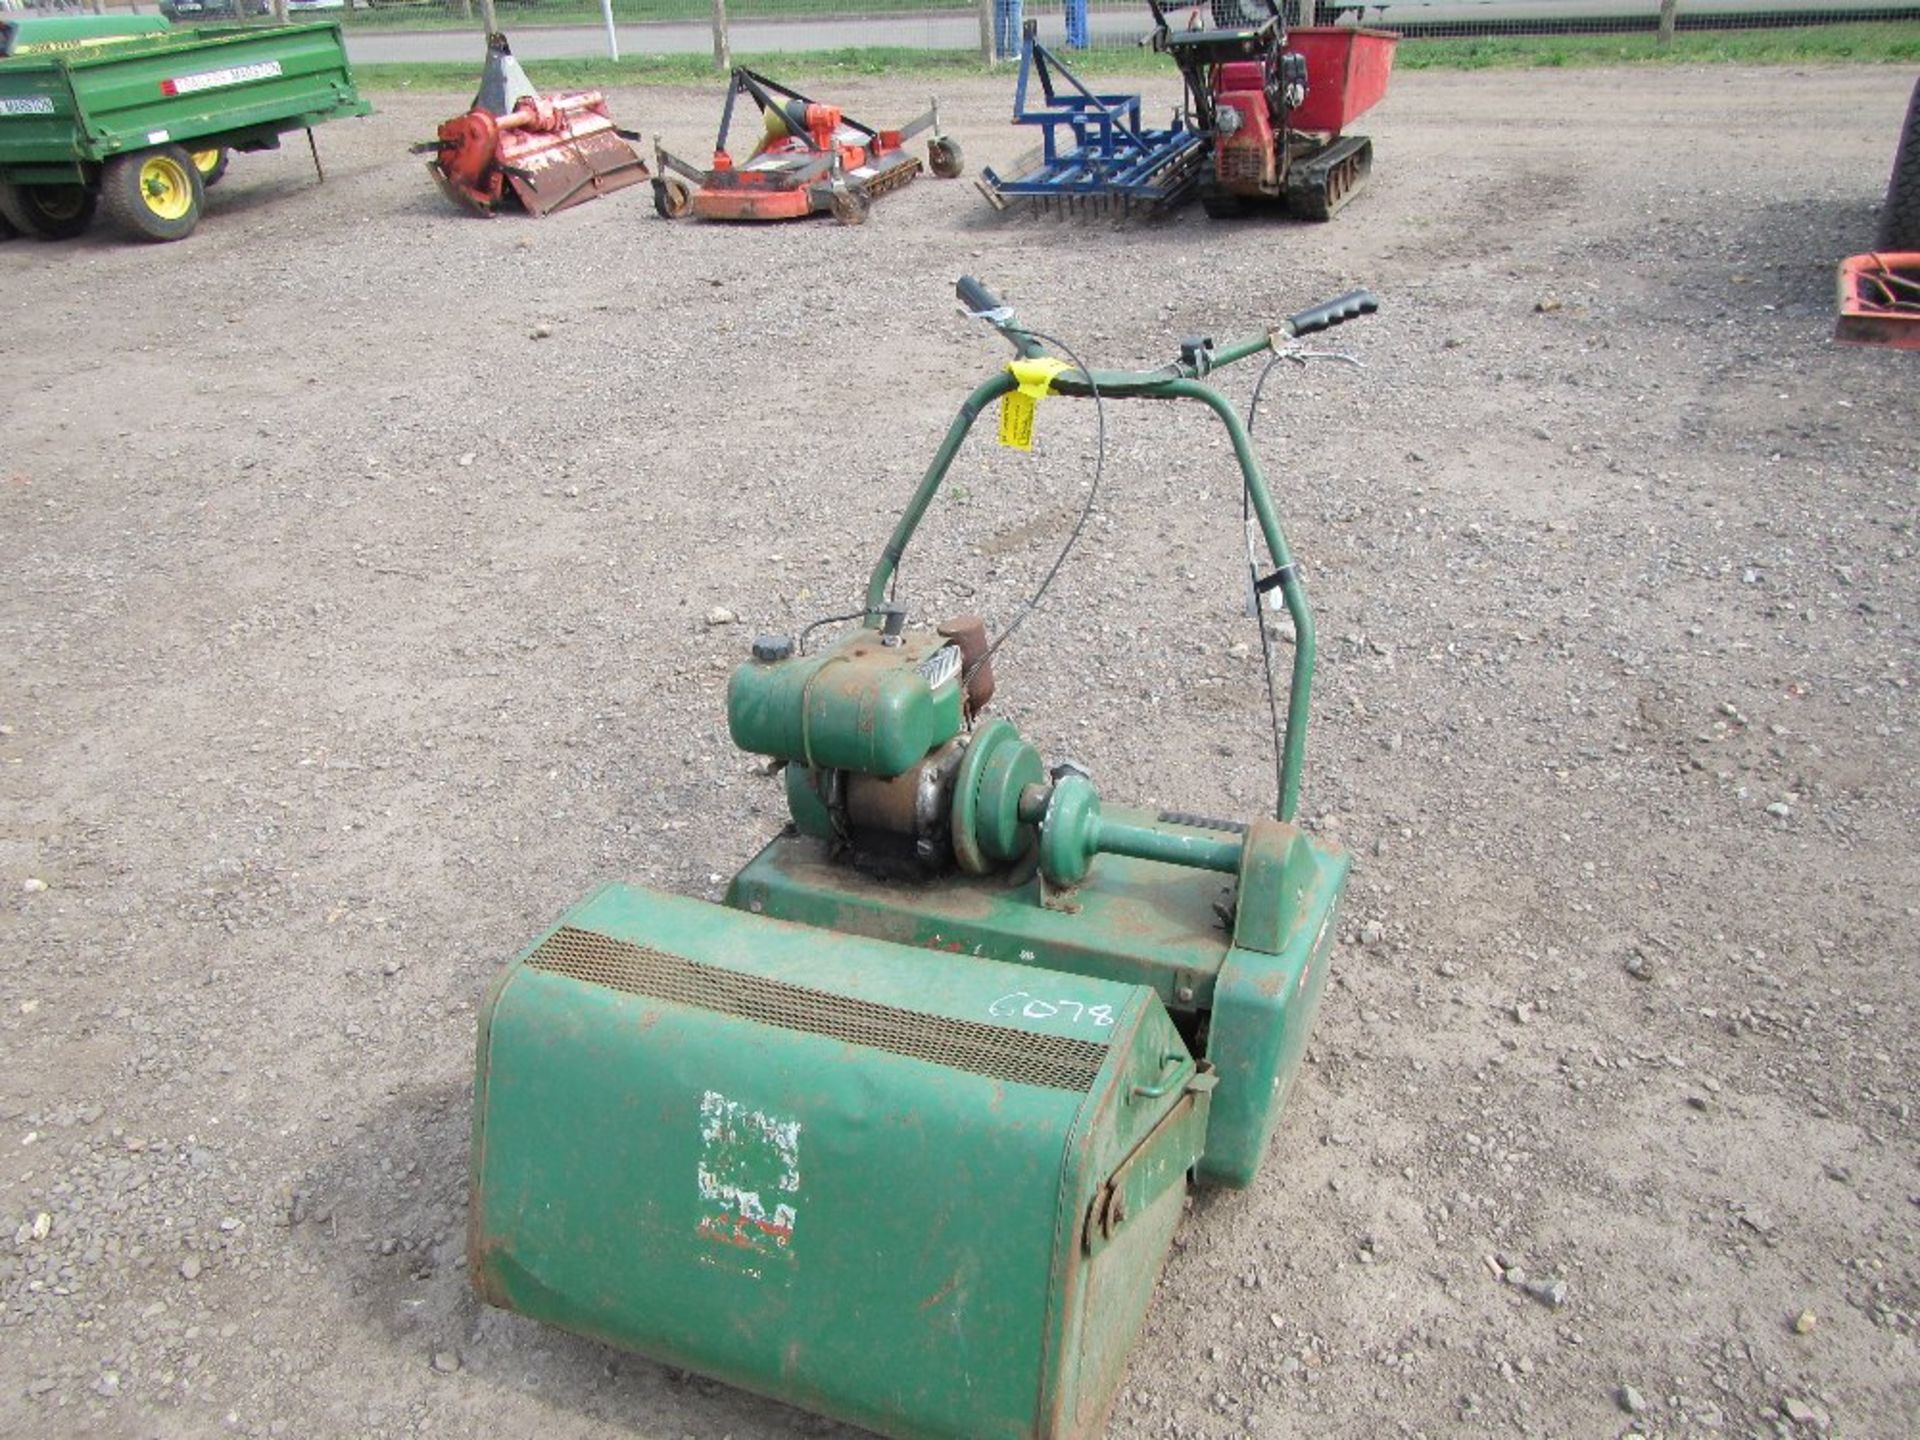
[100,144,205,243]
[190,146,231,189]
[0,181,99,240]
[1877,75,1920,252]
[928,135,964,180]
[653,175,692,220]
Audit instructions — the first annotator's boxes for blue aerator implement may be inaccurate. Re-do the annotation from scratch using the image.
[976,20,1205,216]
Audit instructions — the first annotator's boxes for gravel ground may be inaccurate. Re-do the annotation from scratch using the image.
[2,62,1916,1440]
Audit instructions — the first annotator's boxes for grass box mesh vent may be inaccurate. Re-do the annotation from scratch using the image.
[527,925,1110,1092]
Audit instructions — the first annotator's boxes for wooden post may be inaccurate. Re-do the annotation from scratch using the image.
[273,0,288,22]
[1657,0,1678,47]
[978,0,995,68]
[712,0,731,71]
[459,0,473,23]
[479,0,499,39]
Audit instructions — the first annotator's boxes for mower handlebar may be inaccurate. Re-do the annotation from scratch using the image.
[955,274,1005,317]
[1281,288,1379,339]
[958,274,1378,378]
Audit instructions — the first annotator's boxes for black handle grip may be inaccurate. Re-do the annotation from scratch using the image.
[956,275,1008,316]
[1282,288,1378,338]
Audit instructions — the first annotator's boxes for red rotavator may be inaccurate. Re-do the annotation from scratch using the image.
[416,32,650,218]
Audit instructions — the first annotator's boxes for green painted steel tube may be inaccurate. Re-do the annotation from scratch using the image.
[1160,379,1317,825]
[860,343,1318,823]
[1095,816,1243,874]
[864,371,1019,624]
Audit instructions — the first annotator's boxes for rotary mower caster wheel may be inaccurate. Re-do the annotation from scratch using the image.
[928,134,964,180]
[830,186,871,225]
[653,175,692,219]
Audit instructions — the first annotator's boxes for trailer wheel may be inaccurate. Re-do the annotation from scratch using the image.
[928,135,964,180]
[191,147,231,189]
[101,145,205,243]
[0,181,98,240]
[1877,76,1920,252]
[830,187,871,226]
[652,175,692,220]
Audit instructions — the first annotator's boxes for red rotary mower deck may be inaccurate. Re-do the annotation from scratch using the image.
[652,67,963,225]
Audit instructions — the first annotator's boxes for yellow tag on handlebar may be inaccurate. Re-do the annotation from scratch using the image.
[999,357,1072,451]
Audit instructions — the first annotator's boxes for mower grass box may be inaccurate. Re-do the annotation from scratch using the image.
[472,885,1211,1440]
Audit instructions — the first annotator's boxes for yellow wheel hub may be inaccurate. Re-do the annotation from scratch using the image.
[138,155,193,221]
[191,148,221,177]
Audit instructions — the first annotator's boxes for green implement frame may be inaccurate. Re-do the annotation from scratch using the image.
[0,21,369,242]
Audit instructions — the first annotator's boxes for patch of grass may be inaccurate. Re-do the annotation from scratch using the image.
[354,45,1003,90]
[338,0,964,29]
[1396,22,1920,71]
[351,23,1920,92]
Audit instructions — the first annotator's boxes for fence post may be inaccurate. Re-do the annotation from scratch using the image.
[1657,0,1678,47]
[978,0,995,67]
[712,0,731,72]
[601,0,620,61]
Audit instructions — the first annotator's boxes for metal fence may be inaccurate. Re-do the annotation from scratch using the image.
[32,0,1920,62]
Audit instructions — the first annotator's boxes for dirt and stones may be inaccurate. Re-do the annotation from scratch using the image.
[2,62,1915,1440]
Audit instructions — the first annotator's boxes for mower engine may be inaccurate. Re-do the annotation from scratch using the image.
[417,32,649,217]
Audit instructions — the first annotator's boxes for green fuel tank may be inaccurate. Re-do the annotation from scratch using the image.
[471,883,1214,1440]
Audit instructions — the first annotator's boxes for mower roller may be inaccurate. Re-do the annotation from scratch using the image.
[469,275,1378,1439]
[415,32,649,218]
[652,67,962,225]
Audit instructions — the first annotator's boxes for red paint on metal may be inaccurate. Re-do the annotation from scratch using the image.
[1285,28,1398,137]
[1836,252,1920,348]
[428,88,648,217]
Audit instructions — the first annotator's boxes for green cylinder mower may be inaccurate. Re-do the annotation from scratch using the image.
[469,276,1378,1440]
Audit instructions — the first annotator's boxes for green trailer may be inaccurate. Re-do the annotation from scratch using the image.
[0,21,369,243]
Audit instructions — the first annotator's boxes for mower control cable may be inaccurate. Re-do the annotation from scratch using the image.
[1240,338,1366,827]
[953,285,1108,690]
